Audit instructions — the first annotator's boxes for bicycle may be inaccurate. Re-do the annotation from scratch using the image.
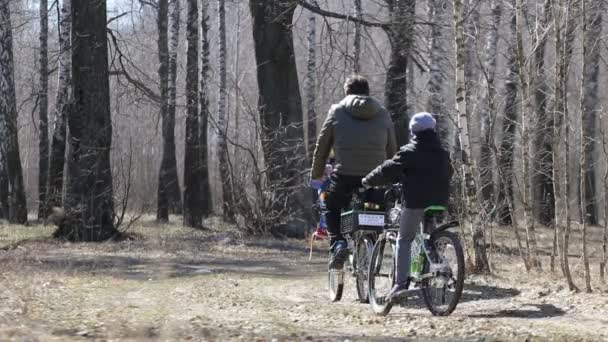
[368,193,464,316]
[327,187,387,303]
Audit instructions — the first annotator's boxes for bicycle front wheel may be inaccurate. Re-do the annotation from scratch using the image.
[421,230,465,316]
[355,234,375,303]
[368,237,395,316]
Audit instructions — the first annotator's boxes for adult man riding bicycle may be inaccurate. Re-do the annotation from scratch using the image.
[362,112,452,302]
[310,75,397,270]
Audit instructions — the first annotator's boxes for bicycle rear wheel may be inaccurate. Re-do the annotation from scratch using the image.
[368,237,395,316]
[421,230,465,316]
[355,234,375,303]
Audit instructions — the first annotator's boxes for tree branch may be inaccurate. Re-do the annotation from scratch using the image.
[297,0,389,29]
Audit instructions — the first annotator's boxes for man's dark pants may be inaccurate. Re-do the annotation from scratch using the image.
[324,173,364,248]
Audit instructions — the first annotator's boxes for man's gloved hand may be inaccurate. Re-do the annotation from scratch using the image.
[361,178,371,189]
[310,179,324,190]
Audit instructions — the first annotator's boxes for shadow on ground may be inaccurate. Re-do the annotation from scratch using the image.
[468,303,566,319]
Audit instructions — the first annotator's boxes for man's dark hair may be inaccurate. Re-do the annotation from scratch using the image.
[344,75,370,96]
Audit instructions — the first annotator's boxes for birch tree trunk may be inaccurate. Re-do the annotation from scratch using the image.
[580,0,602,226]
[579,0,592,292]
[427,0,448,144]
[385,0,415,146]
[479,0,501,213]
[217,0,235,223]
[0,0,27,224]
[353,0,361,73]
[305,12,316,161]
[183,0,203,228]
[47,0,71,216]
[515,0,542,271]
[55,0,116,240]
[199,0,212,217]
[453,0,489,272]
[498,10,528,269]
[38,0,49,220]
[553,0,578,291]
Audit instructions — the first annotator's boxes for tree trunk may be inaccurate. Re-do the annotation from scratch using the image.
[37,0,49,220]
[199,0,212,217]
[47,0,71,216]
[579,0,592,292]
[0,0,27,224]
[183,0,203,228]
[515,0,542,271]
[250,0,307,227]
[217,0,235,223]
[385,0,415,146]
[580,0,602,226]
[427,0,448,145]
[453,0,489,273]
[479,0,501,214]
[532,0,555,226]
[156,0,172,222]
[553,0,578,292]
[353,0,361,73]
[165,0,182,216]
[305,11,316,161]
[54,0,117,241]
[0,151,7,219]
[496,10,517,227]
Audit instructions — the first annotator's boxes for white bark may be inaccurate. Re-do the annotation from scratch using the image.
[453,0,488,272]
[353,0,361,73]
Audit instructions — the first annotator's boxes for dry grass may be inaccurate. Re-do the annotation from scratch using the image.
[0,217,606,341]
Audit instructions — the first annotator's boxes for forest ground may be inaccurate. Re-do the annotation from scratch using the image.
[0,217,607,341]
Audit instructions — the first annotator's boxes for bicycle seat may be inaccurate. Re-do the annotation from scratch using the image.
[424,205,447,217]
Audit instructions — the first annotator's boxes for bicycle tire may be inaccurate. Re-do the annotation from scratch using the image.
[368,237,395,316]
[355,235,375,303]
[421,230,465,316]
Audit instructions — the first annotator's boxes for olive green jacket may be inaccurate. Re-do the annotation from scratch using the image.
[311,95,397,180]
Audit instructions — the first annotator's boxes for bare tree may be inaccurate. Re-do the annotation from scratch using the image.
[165,0,183,216]
[217,0,235,223]
[305,10,316,160]
[54,0,117,240]
[157,0,182,222]
[579,0,593,292]
[183,0,203,228]
[199,0,212,217]
[479,0,501,214]
[47,0,71,216]
[532,0,555,227]
[0,152,7,219]
[0,0,27,224]
[426,0,448,144]
[453,0,489,272]
[580,0,603,226]
[250,0,307,226]
[298,0,415,146]
[515,0,542,271]
[552,0,578,291]
[353,0,361,73]
[37,0,49,220]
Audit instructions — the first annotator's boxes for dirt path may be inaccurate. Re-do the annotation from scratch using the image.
[0,221,607,341]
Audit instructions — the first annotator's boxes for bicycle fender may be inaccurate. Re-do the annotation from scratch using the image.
[430,220,460,238]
